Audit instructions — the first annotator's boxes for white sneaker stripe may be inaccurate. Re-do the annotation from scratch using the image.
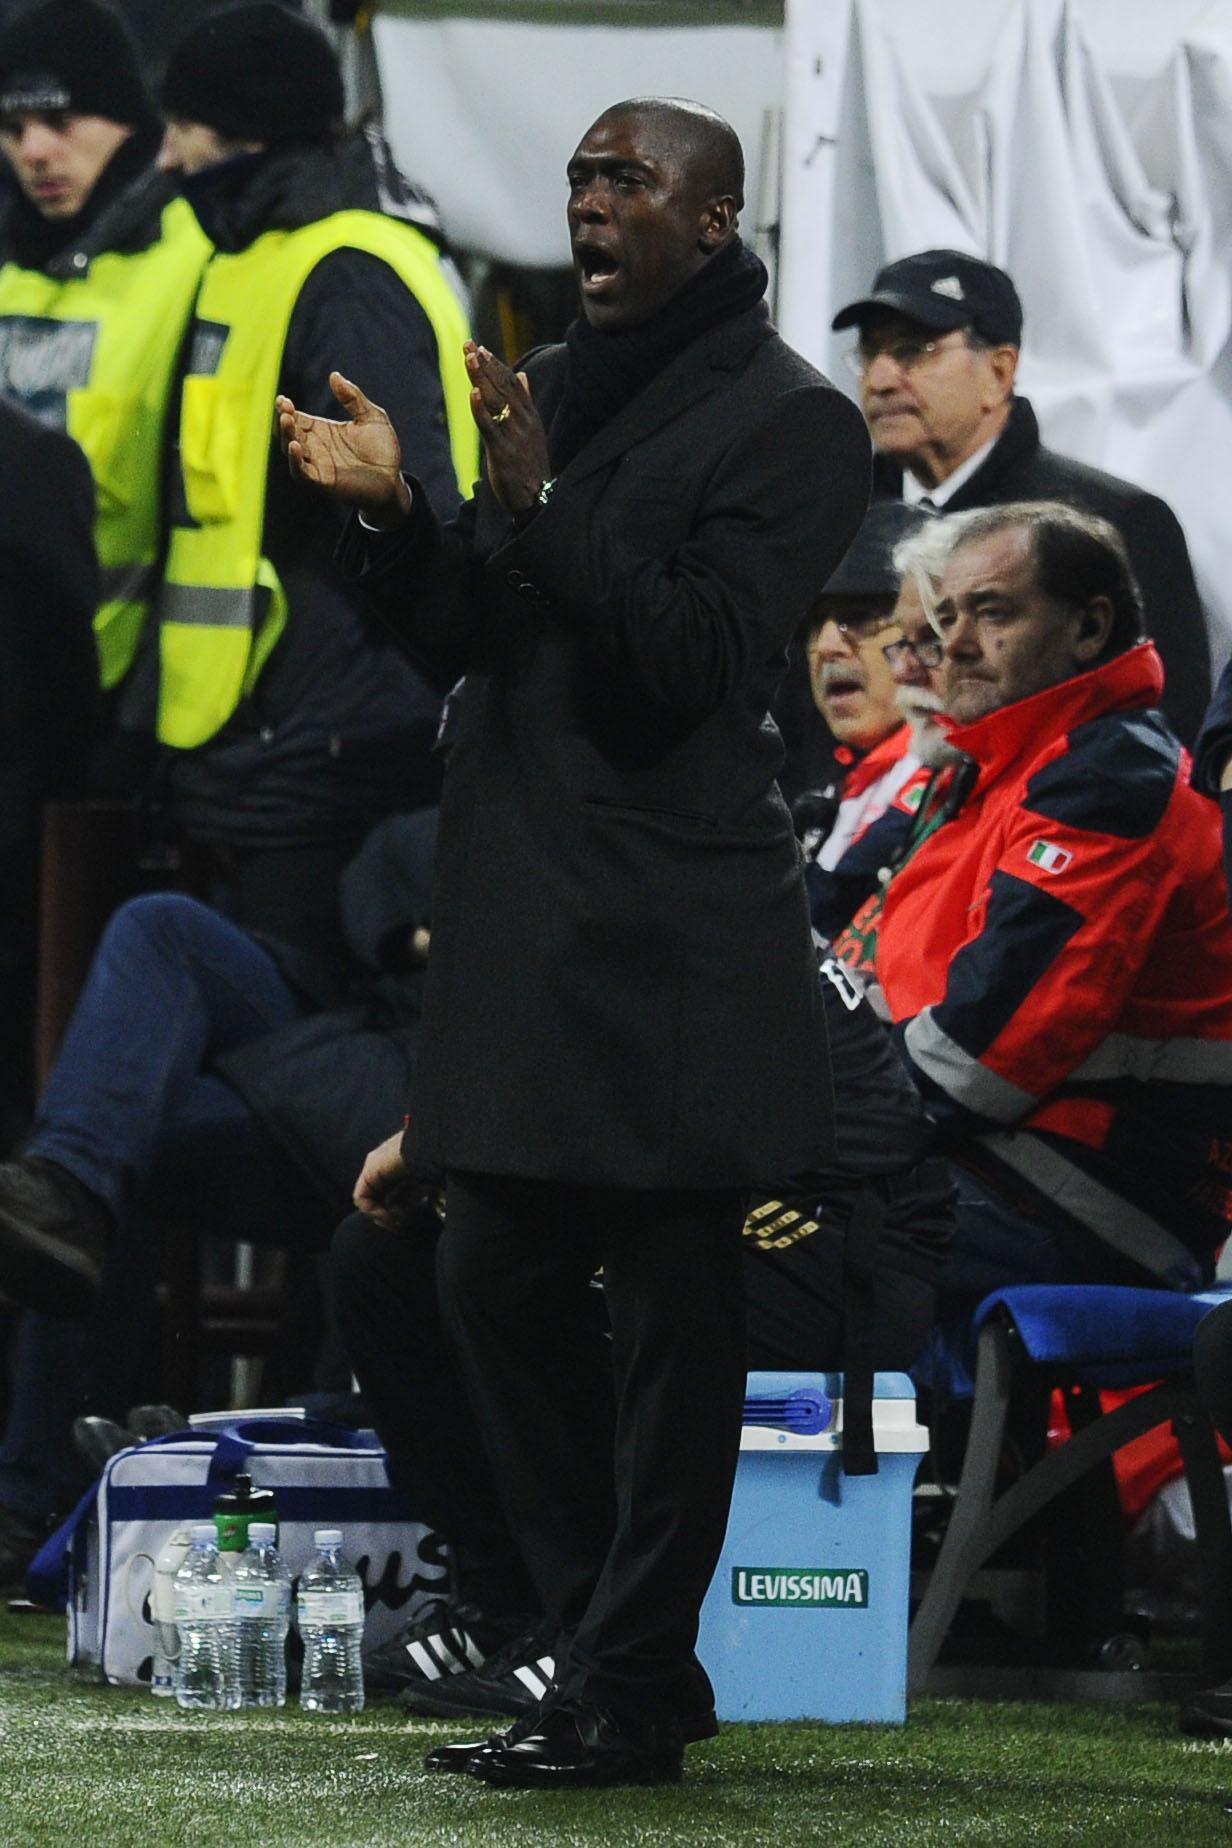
[407,1640,443,1680]
[431,1637,466,1674]
[463,1634,485,1668]
[537,1655,555,1680]
[514,1662,549,1699]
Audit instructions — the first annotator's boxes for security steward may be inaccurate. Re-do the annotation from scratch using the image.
[0,0,209,698]
[145,3,477,975]
[279,97,871,1786]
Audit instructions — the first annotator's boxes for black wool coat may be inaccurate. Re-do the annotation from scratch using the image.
[348,305,871,1189]
[875,395,1210,744]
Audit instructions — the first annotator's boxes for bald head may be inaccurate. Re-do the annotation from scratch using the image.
[592,97,744,211]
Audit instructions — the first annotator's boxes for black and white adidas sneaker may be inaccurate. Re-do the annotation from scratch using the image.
[395,1626,557,1719]
[364,1600,531,1700]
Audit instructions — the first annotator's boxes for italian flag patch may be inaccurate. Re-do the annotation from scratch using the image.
[1027,838,1072,874]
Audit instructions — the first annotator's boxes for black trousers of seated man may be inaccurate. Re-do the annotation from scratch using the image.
[435,1168,748,1731]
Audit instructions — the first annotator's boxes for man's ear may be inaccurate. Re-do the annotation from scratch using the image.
[981,344,1018,412]
[1072,594,1115,664]
[698,194,739,252]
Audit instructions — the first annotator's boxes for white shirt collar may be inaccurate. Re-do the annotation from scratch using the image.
[903,433,999,508]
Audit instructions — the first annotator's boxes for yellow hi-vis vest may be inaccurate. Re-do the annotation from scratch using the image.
[0,197,210,688]
[157,211,478,750]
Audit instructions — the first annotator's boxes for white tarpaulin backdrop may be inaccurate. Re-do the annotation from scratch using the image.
[779,0,1232,654]
[371,11,783,269]
[368,1,1230,653]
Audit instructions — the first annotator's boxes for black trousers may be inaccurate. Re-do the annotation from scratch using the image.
[436,1169,748,1725]
[332,1208,538,1621]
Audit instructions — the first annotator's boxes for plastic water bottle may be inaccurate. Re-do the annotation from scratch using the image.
[233,1521,291,1708]
[150,1526,193,1697]
[173,1523,240,1710]
[297,1528,365,1713]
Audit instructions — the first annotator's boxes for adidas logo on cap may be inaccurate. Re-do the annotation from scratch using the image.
[931,275,966,301]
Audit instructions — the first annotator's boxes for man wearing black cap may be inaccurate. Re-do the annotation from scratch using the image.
[832,249,1209,743]
[0,0,209,697]
[137,1,476,979]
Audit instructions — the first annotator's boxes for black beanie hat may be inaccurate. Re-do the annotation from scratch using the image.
[162,3,344,147]
[0,0,158,132]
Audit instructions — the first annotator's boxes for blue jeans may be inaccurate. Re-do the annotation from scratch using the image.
[0,893,326,1520]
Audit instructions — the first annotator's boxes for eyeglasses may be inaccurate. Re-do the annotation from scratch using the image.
[883,636,944,670]
[824,610,899,642]
[844,333,969,381]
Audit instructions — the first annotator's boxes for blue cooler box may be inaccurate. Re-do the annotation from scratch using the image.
[697,1369,927,1723]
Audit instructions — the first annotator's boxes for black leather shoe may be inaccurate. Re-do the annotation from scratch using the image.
[467,1700,684,1788]
[423,1703,544,1774]
[424,1734,506,1774]
[0,1157,110,1317]
[1181,1678,1232,1737]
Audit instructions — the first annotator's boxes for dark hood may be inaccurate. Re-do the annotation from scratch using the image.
[182,124,451,256]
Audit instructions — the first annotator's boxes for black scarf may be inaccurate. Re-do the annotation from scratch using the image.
[4,120,163,270]
[550,236,768,472]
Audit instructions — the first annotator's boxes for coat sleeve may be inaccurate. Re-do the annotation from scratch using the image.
[894,753,1183,1137]
[1120,489,1210,748]
[336,487,482,685]
[0,423,100,846]
[504,385,871,721]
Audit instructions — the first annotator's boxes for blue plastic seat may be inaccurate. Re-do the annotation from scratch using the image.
[908,1283,1232,1700]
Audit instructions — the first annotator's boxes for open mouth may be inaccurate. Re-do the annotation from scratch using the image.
[575,244,622,295]
[821,673,864,703]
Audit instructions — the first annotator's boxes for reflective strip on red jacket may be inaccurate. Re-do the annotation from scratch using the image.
[879,642,1232,1283]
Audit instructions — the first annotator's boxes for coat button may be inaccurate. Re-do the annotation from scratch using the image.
[506,568,527,589]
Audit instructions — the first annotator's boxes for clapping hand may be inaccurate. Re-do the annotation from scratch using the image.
[276,371,411,526]
[464,341,551,515]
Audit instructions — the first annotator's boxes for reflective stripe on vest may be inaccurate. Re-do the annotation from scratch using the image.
[158,211,478,750]
[0,197,210,688]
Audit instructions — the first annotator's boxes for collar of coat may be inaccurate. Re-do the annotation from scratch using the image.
[525,302,776,490]
[871,394,1041,504]
[940,639,1166,791]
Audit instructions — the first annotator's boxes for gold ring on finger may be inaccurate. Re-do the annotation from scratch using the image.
[492,403,512,425]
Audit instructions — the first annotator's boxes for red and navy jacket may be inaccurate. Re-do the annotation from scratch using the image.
[878,642,1232,1287]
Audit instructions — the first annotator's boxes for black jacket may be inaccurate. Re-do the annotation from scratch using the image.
[875,395,1210,744]
[0,398,99,850]
[156,133,464,847]
[348,307,871,1187]
[0,399,99,1105]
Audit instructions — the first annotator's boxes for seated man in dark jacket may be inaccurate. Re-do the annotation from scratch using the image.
[0,808,438,1588]
[832,249,1210,744]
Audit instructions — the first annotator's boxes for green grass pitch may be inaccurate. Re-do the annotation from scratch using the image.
[4,1608,1232,1845]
